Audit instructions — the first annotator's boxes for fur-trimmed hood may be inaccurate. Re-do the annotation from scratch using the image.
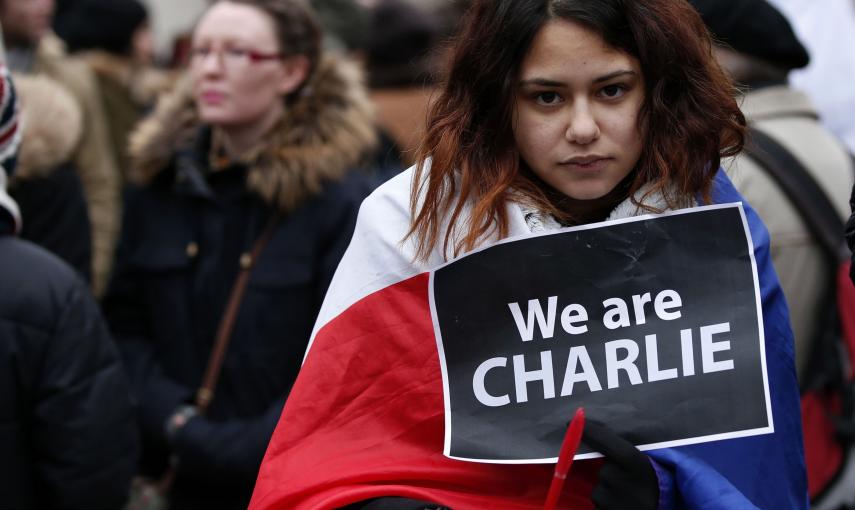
[11,73,83,181]
[129,53,377,212]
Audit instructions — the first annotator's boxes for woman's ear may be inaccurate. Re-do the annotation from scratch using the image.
[278,55,311,95]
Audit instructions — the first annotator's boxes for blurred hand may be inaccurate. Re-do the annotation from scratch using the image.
[582,420,659,510]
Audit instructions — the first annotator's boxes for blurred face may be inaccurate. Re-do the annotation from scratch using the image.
[132,23,154,66]
[0,0,54,45]
[190,1,308,128]
[513,19,644,201]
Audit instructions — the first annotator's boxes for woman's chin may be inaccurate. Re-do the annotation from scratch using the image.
[559,187,613,202]
[196,106,237,126]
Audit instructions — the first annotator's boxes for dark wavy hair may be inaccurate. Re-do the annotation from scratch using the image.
[408,0,745,260]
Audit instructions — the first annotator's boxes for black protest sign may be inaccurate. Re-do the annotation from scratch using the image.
[429,204,771,463]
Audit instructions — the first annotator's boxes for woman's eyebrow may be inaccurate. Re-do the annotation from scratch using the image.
[519,78,566,87]
[593,70,637,83]
[519,70,638,88]
[194,36,247,46]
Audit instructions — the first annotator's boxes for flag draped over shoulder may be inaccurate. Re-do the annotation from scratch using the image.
[252,271,599,509]
[249,170,807,510]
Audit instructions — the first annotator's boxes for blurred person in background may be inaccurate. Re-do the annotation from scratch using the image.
[0,0,120,297]
[690,0,854,380]
[766,0,855,317]
[0,32,139,510]
[690,0,855,506]
[55,0,176,176]
[102,0,378,508]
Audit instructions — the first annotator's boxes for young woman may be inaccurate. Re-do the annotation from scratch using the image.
[250,0,806,508]
[102,0,379,508]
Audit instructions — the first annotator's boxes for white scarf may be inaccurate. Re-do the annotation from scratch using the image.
[518,185,685,234]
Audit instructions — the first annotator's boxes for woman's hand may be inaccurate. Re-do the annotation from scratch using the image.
[582,420,659,510]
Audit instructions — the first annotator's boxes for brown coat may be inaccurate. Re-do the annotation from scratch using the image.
[32,34,120,296]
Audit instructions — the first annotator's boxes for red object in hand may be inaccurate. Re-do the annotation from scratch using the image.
[544,408,586,510]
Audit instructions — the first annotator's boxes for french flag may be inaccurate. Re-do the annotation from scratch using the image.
[249,169,807,509]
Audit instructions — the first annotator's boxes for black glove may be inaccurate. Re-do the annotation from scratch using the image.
[582,420,659,510]
[344,497,450,510]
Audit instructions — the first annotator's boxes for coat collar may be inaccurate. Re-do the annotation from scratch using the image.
[129,53,377,213]
[167,126,252,202]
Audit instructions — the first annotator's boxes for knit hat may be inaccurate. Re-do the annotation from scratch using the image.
[688,0,809,71]
[0,65,21,233]
[54,0,148,55]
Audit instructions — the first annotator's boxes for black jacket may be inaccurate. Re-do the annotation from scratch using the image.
[11,160,92,282]
[0,232,137,509]
[103,53,382,509]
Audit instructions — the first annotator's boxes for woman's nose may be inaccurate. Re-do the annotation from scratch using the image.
[565,104,600,145]
[190,49,224,76]
[198,50,225,75]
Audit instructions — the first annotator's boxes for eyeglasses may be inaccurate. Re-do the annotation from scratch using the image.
[189,46,283,71]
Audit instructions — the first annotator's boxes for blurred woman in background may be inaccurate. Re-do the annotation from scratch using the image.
[103,0,378,508]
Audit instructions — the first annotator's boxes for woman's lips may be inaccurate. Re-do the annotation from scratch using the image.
[199,91,226,104]
[559,156,611,171]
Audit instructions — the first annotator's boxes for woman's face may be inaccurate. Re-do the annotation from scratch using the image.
[513,19,644,201]
[190,2,306,128]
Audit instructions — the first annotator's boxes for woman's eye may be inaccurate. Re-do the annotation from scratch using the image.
[224,48,249,59]
[535,92,563,105]
[600,84,626,99]
[191,47,211,58]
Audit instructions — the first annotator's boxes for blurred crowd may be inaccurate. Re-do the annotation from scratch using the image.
[0,0,854,509]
